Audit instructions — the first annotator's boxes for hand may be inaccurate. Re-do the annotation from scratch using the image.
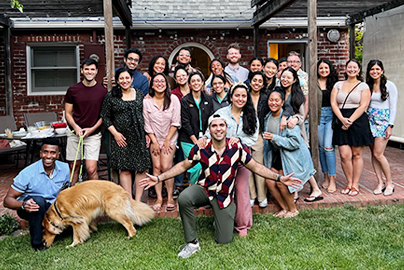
[74,126,84,137]
[228,137,239,145]
[150,142,160,156]
[81,128,92,138]
[139,173,159,190]
[114,132,127,147]
[279,116,287,131]
[23,199,39,213]
[342,118,352,129]
[103,76,116,88]
[385,126,392,139]
[262,132,273,141]
[287,117,298,129]
[145,135,151,148]
[280,172,303,189]
[196,136,208,149]
[162,140,174,155]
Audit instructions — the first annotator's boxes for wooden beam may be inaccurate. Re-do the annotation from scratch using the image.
[349,24,356,59]
[252,0,299,26]
[113,0,132,26]
[0,15,11,27]
[125,25,131,49]
[4,24,12,115]
[349,0,404,24]
[104,0,115,91]
[308,0,319,177]
[251,0,268,8]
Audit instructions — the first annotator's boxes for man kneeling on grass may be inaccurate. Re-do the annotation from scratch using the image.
[140,114,302,259]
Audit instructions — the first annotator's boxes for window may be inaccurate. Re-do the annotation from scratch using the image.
[27,44,80,95]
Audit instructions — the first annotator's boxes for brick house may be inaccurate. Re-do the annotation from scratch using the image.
[0,0,349,128]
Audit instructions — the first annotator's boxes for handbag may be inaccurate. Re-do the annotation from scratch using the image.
[332,82,361,129]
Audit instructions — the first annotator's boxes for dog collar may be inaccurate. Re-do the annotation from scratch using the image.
[54,200,65,220]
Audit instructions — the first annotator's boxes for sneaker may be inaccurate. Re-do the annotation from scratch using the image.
[250,199,255,207]
[178,241,200,259]
[259,198,268,208]
[173,189,180,199]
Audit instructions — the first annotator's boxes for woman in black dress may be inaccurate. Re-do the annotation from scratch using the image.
[101,67,151,201]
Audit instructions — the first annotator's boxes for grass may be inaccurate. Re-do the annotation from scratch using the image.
[1,204,404,270]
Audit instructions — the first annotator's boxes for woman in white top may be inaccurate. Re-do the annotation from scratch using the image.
[331,59,373,196]
[366,60,398,196]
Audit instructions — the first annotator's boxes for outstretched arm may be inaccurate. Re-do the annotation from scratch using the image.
[139,160,194,189]
[244,158,302,189]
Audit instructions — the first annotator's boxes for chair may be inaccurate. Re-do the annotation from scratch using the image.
[0,114,27,168]
[24,112,57,128]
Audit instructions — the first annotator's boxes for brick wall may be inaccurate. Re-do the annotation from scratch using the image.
[6,28,349,128]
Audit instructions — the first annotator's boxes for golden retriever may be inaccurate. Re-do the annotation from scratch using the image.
[42,180,155,248]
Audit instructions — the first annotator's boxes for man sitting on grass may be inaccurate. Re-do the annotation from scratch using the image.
[140,114,302,259]
[3,138,70,251]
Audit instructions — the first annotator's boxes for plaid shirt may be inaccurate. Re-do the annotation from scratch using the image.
[187,138,252,209]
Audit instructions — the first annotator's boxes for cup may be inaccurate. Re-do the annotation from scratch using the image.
[5,128,13,138]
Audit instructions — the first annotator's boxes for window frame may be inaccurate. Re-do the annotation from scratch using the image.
[26,43,80,96]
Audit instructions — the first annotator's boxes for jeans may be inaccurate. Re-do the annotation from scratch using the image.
[318,107,336,176]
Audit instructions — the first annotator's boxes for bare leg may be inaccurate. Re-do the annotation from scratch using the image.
[308,176,322,197]
[161,147,176,206]
[69,160,80,186]
[277,182,297,213]
[134,171,147,202]
[322,173,330,189]
[351,146,365,190]
[86,160,99,180]
[372,137,393,191]
[338,145,353,190]
[120,170,133,196]
[266,179,288,211]
[150,149,163,209]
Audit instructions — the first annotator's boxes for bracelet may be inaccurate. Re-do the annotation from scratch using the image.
[276,174,282,182]
[157,175,160,183]
[21,201,26,211]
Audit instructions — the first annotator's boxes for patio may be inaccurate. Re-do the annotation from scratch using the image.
[1,144,404,226]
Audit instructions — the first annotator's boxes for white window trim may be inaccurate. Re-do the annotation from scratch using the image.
[26,43,80,96]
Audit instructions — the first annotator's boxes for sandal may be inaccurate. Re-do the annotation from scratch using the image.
[341,186,351,195]
[373,184,385,195]
[284,210,299,218]
[327,186,337,194]
[348,187,359,196]
[153,199,163,211]
[273,210,288,218]
[166,200,176,211]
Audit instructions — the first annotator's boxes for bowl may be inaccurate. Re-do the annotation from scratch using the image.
[52,122,67,129]
[55,128,67,135]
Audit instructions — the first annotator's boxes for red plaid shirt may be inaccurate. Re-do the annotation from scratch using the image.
[187,138,252,208]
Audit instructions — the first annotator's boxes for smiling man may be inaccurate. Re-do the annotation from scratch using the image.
[225,43,249,82]
[139,114,302,259]
[3,138,70,251]
[65,58,107,186]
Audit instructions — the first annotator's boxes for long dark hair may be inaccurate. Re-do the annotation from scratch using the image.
[317,59,339,91]
[344,59,363,81]
[280,67,305,114]
[366,59,388,101]
[229,83,257,136]
[264,58,279,92]
[248,71,267,92]
[188,71,205,93]
[149,73,171,110]
[111,67,133,98]
[209,58,234,85]
[148,55,169,76]
[211,74,226,93]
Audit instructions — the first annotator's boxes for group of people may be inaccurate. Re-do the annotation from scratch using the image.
[4,42,397,257]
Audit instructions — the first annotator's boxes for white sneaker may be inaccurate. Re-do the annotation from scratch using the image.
[178,241,200,258]
[259,198,268,208]
[250,199,255,207]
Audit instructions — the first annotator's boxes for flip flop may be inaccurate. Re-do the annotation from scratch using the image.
[348,187,359,196]
[341,186,351,195]
[166,200,176,211]
[304,195,324,202]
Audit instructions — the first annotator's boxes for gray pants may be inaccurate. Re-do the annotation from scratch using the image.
[178,184,236,244]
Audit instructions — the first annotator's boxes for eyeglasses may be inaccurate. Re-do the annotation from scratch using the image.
[153,80,166,84]
[126,57,140,62]
[287,60,300,64]
[178,53,191,57]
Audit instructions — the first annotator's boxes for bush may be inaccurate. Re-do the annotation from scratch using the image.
[0,213,19,235]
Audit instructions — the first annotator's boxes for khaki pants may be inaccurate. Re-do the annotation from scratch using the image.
[248,134,267,202]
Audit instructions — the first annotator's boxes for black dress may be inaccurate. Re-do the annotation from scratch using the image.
[101,90,151,171]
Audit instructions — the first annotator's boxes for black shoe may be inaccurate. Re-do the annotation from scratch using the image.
[32,242,48,251]
[173,189,180,199]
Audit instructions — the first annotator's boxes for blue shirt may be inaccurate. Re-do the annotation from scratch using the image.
[115,67,149,96]
[12,160,70,203]
[225,65,249,83]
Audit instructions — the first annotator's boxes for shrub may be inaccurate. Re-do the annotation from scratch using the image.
[0,213,19,235]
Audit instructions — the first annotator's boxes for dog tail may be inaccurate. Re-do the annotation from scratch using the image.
[130,200,155,226]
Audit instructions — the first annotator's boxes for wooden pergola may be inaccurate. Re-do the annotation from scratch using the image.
[251,0,404,172]
[0,0,132,114]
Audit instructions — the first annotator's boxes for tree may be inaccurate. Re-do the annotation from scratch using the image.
[355,23,364,64]
[10,0,23,13]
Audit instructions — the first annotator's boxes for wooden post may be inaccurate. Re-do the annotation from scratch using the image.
[4,23,12,115]
[308,0,319,177]
[253,25,260,57]
[125,25,131,49]
[349,23,356,59]
[104,0,115,90]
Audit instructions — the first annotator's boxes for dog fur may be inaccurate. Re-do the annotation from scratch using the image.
[42,180,155,248]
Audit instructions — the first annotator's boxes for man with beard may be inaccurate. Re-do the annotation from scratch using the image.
[224,43,249,82]
[139,114,302,259]
[65,58,107,186]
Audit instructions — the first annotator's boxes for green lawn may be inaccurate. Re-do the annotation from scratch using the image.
[1,204,404,270]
